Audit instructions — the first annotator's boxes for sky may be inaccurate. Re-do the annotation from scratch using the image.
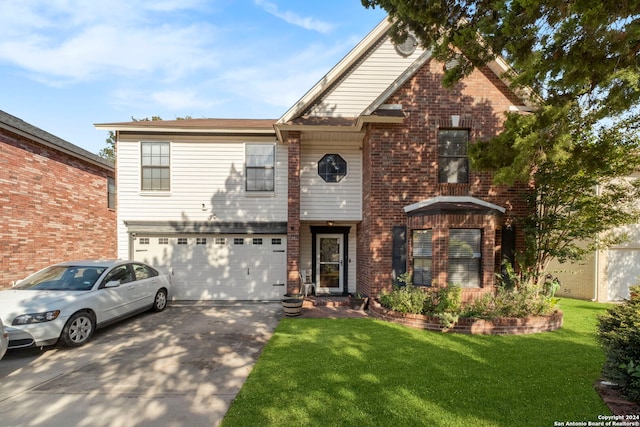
[0,1,388,155]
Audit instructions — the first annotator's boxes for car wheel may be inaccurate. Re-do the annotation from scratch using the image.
[60,311,95,347]
[152,288,168,312]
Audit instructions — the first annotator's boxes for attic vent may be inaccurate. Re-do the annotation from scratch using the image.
[394,34,417,57]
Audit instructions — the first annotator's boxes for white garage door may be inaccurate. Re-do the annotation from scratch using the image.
[133,235,287,300]
[607,248,640,301]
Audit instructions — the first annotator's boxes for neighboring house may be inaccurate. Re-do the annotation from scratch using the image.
[96,18,533,302]
[0,110,116,287]
[547,178,640,302]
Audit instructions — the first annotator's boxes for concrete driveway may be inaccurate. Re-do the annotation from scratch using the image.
[0,302,282,427]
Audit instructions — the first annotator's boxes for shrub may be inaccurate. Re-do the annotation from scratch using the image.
[379,284,427,314]
[597,291,640,403]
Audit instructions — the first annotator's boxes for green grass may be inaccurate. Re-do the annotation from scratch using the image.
[221,298,612,427]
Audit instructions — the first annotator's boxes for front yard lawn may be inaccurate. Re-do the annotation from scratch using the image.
[221,298,611,427]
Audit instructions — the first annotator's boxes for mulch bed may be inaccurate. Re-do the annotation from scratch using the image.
[595,380,640,416]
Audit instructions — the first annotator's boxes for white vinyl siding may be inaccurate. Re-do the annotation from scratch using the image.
[115,137,287,260]
[307,36,425,117]
[300,143,362,221]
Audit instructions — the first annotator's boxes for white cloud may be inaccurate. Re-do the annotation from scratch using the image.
[0,1,221,84]
[254,0,334,34]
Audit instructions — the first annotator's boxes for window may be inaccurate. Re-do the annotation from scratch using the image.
[412,230,432,286]
[177,238,188,245]
[103,265,133,285]
[215,237,226,245]
[141,142,170,191]
[448,229,481,288]
[438,129,469,183]
[133,263,157,280]
[196,238,207,245]
[252,238,263,245]
[246,144,274,192]
[318,154,347,183]
[272,238,282,245]
[158,238,169,245]
[107,177,116,209]
[234,238,244,245]
[139,237,149,245]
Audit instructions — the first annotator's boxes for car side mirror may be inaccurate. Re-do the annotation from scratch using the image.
[105,280,121,288]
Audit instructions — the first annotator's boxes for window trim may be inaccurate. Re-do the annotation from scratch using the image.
[448,228,482,288]
[438,128,470,184]
[245,143,275,193]
[412,229,433,287]
[107,176,116,209]
[318,153,348,183]
[140,141,171,192]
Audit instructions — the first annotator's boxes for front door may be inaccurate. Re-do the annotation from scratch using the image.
[316,234,343,294]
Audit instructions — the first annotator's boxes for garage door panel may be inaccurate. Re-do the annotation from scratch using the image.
[133,235,286,301]
[607,248,639,301]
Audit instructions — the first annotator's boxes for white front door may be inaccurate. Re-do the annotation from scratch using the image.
[316,234,343,294]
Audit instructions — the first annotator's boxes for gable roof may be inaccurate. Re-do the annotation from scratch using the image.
[0,110,113,171]
[277,17,535,128]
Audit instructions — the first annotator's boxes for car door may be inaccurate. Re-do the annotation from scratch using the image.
[96,264,137,320]
[131,263,158,310]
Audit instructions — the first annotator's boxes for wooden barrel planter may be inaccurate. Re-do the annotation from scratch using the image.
[281,298,304,317]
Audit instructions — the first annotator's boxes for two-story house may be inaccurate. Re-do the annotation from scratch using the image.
[96,18,532,302]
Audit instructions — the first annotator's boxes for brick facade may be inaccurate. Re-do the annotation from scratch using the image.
[0,127,116,287]
[286,131,301,293]
[357,60,529,299]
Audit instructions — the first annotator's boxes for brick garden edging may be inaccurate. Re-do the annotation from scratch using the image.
[369,300,563,335]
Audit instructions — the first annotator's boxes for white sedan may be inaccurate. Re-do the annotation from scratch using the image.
[0,260,171,349]
[0,318,8,359]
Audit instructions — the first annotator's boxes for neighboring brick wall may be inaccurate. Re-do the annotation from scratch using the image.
[358,60,530,298]
[0,129,116,287]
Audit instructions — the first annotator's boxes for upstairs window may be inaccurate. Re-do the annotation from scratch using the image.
[438,129,469,183]
[246,144,275,192]
[141,142,170,191]
[318,154,347,183]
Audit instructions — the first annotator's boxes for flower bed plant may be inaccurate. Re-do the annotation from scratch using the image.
[379,271,559,331]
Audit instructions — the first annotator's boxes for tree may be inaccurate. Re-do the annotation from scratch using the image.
[98,131,116,162]
[362,0,640,285]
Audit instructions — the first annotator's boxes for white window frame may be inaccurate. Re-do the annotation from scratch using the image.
[141,141,170,191]
[245,143,275,193]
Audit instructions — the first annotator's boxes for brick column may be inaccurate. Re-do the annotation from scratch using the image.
[286,132,301,294]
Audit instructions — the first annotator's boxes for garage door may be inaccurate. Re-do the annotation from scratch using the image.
[133,235,287,300]
[607,248,639,301]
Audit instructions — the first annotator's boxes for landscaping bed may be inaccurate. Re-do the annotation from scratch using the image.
[369,299,563,334]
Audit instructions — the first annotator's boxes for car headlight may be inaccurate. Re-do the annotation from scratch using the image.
[12,310,61,325]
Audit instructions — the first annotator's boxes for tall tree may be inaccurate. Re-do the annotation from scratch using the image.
[362,0,640,285]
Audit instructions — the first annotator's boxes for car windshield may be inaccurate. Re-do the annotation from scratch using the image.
[14,266,107,291]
